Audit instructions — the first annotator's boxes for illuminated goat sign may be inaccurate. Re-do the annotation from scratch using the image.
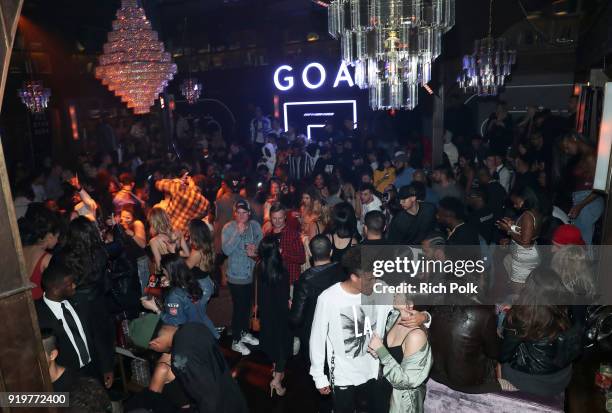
[273,61,356,91]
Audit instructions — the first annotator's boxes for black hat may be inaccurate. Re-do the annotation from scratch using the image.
[234,199,251,213]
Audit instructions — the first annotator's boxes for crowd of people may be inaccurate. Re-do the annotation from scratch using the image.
[13,97,601,412]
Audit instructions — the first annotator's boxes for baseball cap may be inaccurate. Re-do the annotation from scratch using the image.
[552,224,585,246]
[234,199,251,213]
[393,151,409,163]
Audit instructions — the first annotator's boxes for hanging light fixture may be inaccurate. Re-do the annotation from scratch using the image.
[328,0,455,111]
[180,78,202,104]
[18,80,51,113]
[457,0,516,96]
[96,0,177,114]
[179,18,202,105]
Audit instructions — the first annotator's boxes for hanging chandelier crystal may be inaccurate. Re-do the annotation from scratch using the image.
[180,78,202,104]
[457,0,516,96]
[96,0,177,114]
[18,80,51,113]
[328,0,455,111]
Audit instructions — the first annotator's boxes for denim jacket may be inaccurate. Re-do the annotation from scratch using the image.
[221,220,263,284]
[160,277,219,339]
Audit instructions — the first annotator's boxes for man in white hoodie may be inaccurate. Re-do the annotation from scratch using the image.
[309,245,430,413]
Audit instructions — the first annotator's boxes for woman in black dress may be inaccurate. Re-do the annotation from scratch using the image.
[326,202,360,263]
[257,235,291,396]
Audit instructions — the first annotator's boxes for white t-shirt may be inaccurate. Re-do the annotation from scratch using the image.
[309,282,391,389]
[358,195,382,236]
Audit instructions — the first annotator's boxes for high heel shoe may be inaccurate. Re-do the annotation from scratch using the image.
[270,380,287,397]
[269,373,287,397]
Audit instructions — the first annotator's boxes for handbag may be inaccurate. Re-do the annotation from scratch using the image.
[250,274,260,332]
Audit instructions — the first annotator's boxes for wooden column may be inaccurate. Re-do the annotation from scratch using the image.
[0,2,57,412]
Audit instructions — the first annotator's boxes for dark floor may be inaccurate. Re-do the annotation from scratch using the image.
[209,286,325,413]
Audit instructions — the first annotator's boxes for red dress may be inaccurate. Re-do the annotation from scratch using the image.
[30,253,48,300]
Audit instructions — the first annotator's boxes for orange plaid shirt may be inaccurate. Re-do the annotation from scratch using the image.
[155,179,209,232]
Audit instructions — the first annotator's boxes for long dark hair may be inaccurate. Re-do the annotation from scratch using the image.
[506,268,571,340]
[18,203,60,246]
[161,253,203,301]
[188,220,213,272]
[328,202,358,239]
[62,216,106,287]
[257,235,286,285]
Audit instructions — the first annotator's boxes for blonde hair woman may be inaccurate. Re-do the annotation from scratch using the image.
[300,187,329,239]
[148,207,189,271]
[299,188,330,271]
[368,293,432,413]
[551,245,596,299]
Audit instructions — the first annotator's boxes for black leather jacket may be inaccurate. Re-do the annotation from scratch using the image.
[499,321,583,375]
[289,262,345,329]
[429,305,501,393]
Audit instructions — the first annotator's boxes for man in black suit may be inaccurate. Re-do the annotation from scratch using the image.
[35,262,114,388]
[289,235,345,359]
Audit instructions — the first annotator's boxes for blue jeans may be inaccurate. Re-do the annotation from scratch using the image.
[199,276,219,339]
[572,190,604,245]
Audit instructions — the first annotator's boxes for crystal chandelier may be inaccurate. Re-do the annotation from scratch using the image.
[457,0,516,96]
[180,78,202,104]
[18,80,51,113]
[96,0,177,114]
[328,0,455,111]
[178,18,202,105]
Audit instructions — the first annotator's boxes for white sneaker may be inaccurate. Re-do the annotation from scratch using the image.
[240,332,260,346]
[231,340,251,356]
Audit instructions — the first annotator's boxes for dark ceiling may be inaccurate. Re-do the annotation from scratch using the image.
[19,0,560,52]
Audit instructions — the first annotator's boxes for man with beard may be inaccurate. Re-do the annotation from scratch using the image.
[392,152,415,189]
[386,183,436,245]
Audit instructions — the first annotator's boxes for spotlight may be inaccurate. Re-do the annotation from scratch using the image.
[69,105,79,140]
[306,32,320,42]
[273,95,280,119]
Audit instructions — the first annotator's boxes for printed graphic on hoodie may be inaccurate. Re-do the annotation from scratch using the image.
[340,305,376,358]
